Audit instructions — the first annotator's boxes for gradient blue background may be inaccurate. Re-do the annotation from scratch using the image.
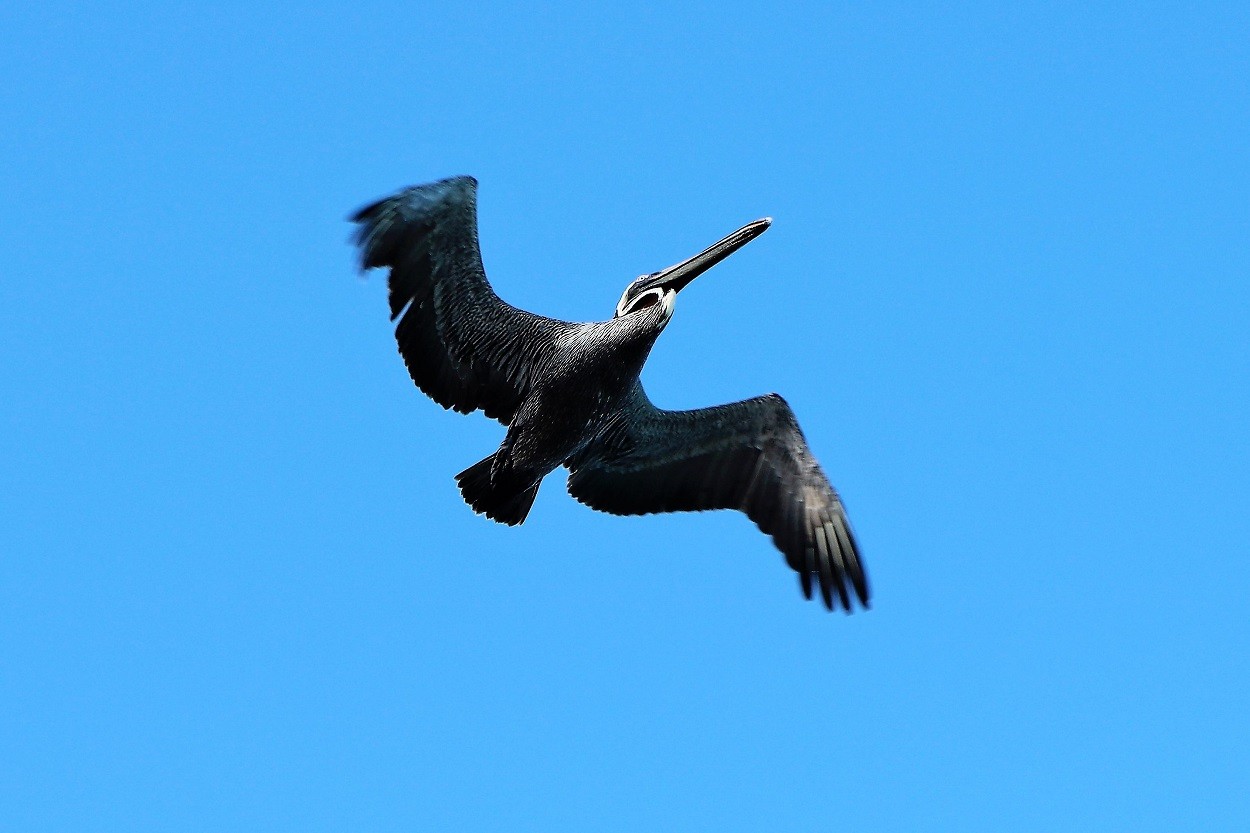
[3,2,1247,830]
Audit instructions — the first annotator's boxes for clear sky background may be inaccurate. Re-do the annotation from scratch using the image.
[2,2,1247,830]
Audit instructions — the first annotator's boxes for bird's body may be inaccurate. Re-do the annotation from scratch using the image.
[352,176,868,611]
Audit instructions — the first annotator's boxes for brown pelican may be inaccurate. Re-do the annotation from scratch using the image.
[351,176,868,611]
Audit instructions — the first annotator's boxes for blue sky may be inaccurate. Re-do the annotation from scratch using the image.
[2,1,1247,830]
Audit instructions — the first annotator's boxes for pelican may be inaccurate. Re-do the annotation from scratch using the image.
[351,176,868,611]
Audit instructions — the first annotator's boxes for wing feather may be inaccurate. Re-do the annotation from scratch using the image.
[351,176,571,424]
[567,388,868,611]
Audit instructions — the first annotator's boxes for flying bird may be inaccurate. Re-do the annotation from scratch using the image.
[351,176,868,611]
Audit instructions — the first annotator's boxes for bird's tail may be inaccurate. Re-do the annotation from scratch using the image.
[455,454,541,527]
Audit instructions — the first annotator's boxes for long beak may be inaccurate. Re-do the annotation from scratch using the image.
[643,217,772,294]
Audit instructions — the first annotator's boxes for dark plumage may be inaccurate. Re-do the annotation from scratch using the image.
[351,176,868,611]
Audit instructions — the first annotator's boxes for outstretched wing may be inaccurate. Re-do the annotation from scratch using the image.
[351,176,572,424]
[567,388,868,611]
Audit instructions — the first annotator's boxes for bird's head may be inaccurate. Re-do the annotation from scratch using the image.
[613,218,772,320]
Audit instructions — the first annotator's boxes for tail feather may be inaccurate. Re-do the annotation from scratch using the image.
[455,454,540,526]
